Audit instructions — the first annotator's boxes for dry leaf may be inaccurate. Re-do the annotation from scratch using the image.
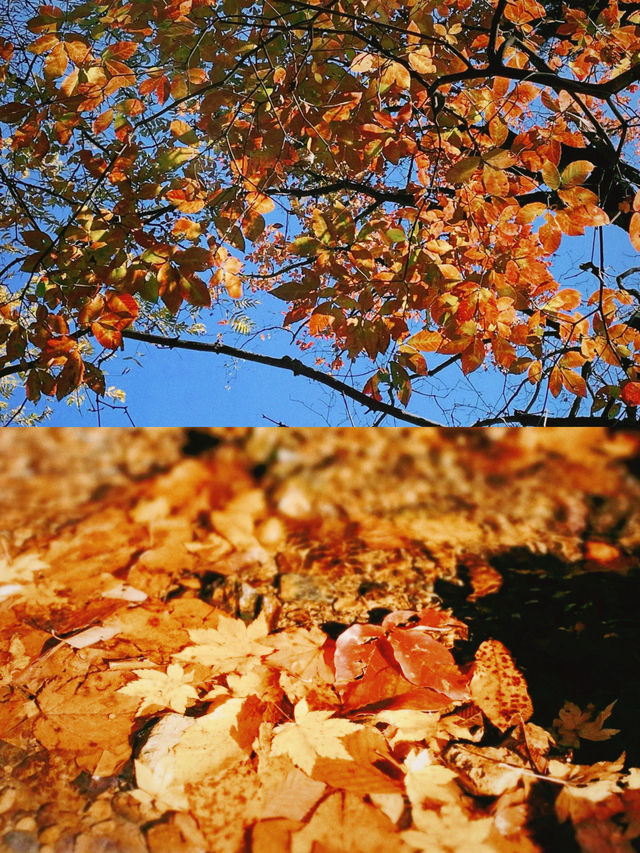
[471,639,533,731]
[553,701,620,748]
[174,611,271,674]
[290,790,412,853]
[271,697,362,775]
[117,662,199,715]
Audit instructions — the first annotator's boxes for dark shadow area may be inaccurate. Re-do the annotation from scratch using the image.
[181,429,222,457]
[436,549,640,766]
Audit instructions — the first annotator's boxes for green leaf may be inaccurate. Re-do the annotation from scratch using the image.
[290,236,322,256]
[156,147,199,172]
[386,228,405,243]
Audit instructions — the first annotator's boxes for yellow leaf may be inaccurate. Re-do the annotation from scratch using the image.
[543,289,582,312]
[28,34,59,55]
[406,330,443,352]
[554,701,620,748]
[541,161,560,190]
[560,369,587,397]
[173,612,270,675]
[117,663,199,715]
[271,698,362,775]
[446,157,481,184]
[44,42,68,79]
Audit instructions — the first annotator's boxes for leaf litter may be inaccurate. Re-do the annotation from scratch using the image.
[1,427,640,851]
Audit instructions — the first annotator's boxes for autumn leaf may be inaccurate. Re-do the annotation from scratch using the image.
[271,697,362,775]
[264,625,334,683]
[173,611,271,674]
[117,662,199,715]
[470,639,533,731]
[553,701,620,748]
[560,160,594,189]
[446,157,481,184]
[620,381,640,405]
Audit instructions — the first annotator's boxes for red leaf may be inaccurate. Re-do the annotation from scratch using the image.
[334,624,383,682]
[388,630,469,699]
[620,381,640,405]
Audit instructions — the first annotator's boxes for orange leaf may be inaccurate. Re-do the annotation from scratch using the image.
[91,321,122,349]
[559,350,586,368]
[43,41,67,79]
[561,369,587,397]
[408,46,435,75]
[482,164,509,197]
[105,291,138,319]
[461,337,486,374]
[620,381,640,405]
[630,213,640,252]
[544,289,582,312]
[560,160,594,188]
[489,116,508,146]
[166,188,205,213]
[538,219,561,254]
[246,191,275,215]
[93,108,113,135]
[27,34,59,55]
[470,639,533,732]
[549,365,562,396]
[103,41,139,61]
[64,38,92,66]
[405,330,442,352]
[527,360,542,383]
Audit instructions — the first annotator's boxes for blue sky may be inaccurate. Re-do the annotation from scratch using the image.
[7,231,628,428]
[31,221,637,428]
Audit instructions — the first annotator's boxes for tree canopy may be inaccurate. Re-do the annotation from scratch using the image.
[3,0,640,424]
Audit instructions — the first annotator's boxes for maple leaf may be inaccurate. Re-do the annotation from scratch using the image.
[173,612,271,675]
[133,757,190,812]
[553,701,620,748]
[270,697,362,775]
[117,663,199,715]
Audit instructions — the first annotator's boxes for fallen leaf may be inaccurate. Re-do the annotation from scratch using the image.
[174,611,271,674]
[117,662,199,715]
[290,790,412,853]
[271,697,362,775]
[553,701,620,748]
[471,639,533,731]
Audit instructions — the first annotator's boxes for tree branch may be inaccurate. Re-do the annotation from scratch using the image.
[282,178,415,206]
[120,329,443,427]
[473,412,635,426]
